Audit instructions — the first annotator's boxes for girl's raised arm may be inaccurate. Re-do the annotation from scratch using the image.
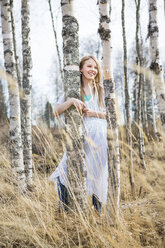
[54,97,85,117]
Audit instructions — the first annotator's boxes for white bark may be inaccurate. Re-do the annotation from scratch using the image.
[48,0,64,85]
[61,0,87,211]
[0,79,7,123]
[21,0,33,187]
[149,0,165,127]
[135,0,146,169]
[151,76,158,135]
[138,65,146,169]
[10,0,22,88]
[142,71,150,138]
[1,0,25,189]
[146,70,158,136]
[98,0,120,223]
[121,0,135,198]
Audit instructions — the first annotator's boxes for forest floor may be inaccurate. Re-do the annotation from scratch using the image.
[0,124,165,248]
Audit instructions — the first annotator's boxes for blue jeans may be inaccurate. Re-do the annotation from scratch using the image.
[57,177,69,210]
[92,194,102,213]
[57,177,102,213]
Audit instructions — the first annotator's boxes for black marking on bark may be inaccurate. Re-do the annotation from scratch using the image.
[4,3,10,7]
[148,23,159,37]
[100,0,108,4]
[98,27,110,41]
[150,62,162,74]
[61,2,67,7]
[62,16,79,36]
[104,78,118,129]
[4,49,13,55]
[104,79,114,93]
[100,15,110,23]
[149,3,157,12]
[160,113,165,125]
[10,129,17,137]
[63,39,79,53]
[160,94,165,100]
[5,62,14,69]
[63,15,79,26]
[22,86,32,95]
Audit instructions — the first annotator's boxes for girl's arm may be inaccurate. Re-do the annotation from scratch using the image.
[83,108,106,119]
[54,98,86,116]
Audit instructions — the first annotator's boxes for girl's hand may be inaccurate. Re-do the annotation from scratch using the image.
[83,107,97,117]
[70,98,86,111]
[83,107,106,119]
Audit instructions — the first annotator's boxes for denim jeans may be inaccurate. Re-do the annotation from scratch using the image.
[92,194,102,213]
[57,177,102,213]
[57,177,69,210]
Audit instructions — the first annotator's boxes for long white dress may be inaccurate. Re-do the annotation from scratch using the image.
[49,93,108,203]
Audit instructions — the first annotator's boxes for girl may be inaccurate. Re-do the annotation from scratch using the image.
[50,55,108,212]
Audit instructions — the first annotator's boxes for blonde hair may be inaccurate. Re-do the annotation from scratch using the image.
[79,55,104,107]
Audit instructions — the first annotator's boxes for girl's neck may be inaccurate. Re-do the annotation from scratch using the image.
[82,78,93,95]
[82,77,93,86]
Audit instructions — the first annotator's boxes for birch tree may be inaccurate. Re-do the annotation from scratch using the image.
[98,0,120,223]
[142,68,150,138]
[21,0,33,187]
[139,44,151,138]
[44,101,54,128]
[134,0,146,169]
[121,0,135,197]
[10,0,21,88]
[61,0,87,211]
[148,0,165,128]
[0,79,7,123]
[140,1,160,139]
[48,0,64,85]
[1,0,25,189]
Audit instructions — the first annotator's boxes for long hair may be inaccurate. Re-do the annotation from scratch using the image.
[79,55,104,107]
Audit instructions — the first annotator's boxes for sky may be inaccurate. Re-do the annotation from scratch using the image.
[0,0,165,116]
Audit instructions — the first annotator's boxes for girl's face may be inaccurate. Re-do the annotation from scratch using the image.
[80,58,98,81]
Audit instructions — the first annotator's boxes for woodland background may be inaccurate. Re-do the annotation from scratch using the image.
[0,0,165,247]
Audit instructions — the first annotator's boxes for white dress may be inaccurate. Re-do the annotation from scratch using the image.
[49,94,108,203]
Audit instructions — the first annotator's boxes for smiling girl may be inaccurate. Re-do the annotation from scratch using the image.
[50,55,108,213]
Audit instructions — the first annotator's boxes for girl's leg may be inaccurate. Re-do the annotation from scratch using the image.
[92,194,102,213]
[57,176,69,210]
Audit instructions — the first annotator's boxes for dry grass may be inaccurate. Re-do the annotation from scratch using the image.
[0,124,165,248]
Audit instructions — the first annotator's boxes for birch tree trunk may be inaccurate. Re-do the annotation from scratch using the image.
[98,0,120,223]
[139,38,150,140]
[150,75,158,135]
[145,69,158,138]
[145,74,153,128]
[121,0,135,198]
[48,0,64,85]
[21,0,33,187]
[1,0,25,189]
[135,0,146,169]
[10,0,22,88]
[0,79,7,123]
[133,58,139,125]
[139,38,158,139]
[148,0,165,128]
[142,70,150,138]
[138,64,146,169]
[61,0,87,211]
